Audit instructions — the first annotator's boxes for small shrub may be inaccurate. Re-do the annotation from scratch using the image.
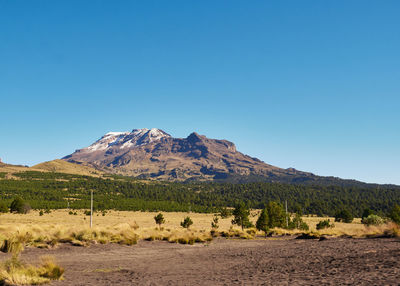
[298,221,310,231]
[361,208,375,220]
[154,213,165,229]
[181,217,193,229]
[362,214,384,226]
[68,211,74,215]
[211,215,219,229]
[316,219,335,230]
[39,210,44,216]
[288,213,309,231]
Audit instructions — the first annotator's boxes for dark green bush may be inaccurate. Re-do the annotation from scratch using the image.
[288,213,309,231]
[211,215,219,229]
[181,216,193,229]
[362,214,384,226]
[361,208,375,220]
[154,213,165,229]
[0,201,9,213]
[10,196,30,214]
[316,219,334,230]
[334,209,353,223]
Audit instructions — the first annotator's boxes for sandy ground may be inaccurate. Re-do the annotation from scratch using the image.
[4,237,399,286]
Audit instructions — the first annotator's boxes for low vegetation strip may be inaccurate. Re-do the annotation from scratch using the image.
[0,208,398,254]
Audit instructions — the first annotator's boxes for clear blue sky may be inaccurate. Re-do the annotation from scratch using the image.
[0,1,399,184]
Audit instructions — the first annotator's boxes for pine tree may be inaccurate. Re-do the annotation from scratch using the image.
[389,204,400,224]
[154,213,165,229]
[256,208,269,237]
[266,201,285,228]
[231,202,253,230]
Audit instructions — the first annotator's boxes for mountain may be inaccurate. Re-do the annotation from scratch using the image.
[63,128,361,185]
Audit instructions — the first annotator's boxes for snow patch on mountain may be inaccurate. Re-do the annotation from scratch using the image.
[84,128,171,152]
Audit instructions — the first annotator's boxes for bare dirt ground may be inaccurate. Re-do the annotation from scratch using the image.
[6,237,400,286]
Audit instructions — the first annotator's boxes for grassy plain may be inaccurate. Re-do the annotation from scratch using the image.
[0,209,397,244]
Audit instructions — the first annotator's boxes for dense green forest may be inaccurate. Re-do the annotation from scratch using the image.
[0,171,399,217]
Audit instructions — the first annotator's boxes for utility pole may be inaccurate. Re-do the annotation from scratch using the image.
[90,190,93,228]
[285,200,288,228]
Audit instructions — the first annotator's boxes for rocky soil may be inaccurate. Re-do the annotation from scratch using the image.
[6,237,399,285]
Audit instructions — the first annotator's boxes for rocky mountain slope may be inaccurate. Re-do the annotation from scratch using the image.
[63,128,329,183]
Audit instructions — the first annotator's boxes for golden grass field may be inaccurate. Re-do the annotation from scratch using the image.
[0,209,397,245]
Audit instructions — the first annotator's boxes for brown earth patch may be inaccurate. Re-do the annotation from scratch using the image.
[2,237,399,285]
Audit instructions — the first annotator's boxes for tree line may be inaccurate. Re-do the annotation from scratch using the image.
[0,171,399,216]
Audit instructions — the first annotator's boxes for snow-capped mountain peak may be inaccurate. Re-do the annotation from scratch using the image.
[85,128,170,152]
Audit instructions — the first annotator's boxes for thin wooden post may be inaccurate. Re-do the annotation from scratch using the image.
[90,190,93,228]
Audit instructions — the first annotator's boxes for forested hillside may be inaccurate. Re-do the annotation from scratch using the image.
[0,171,399,217]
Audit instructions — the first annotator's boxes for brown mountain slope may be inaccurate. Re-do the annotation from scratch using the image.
[0,160,103,178]
[63,128,313,182]
[32,159,104,177]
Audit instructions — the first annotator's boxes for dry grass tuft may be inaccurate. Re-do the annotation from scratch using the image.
[220,228,255,239]
[0,254,64,285]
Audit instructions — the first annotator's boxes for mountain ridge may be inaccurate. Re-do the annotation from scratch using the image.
[62,128,377,187]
